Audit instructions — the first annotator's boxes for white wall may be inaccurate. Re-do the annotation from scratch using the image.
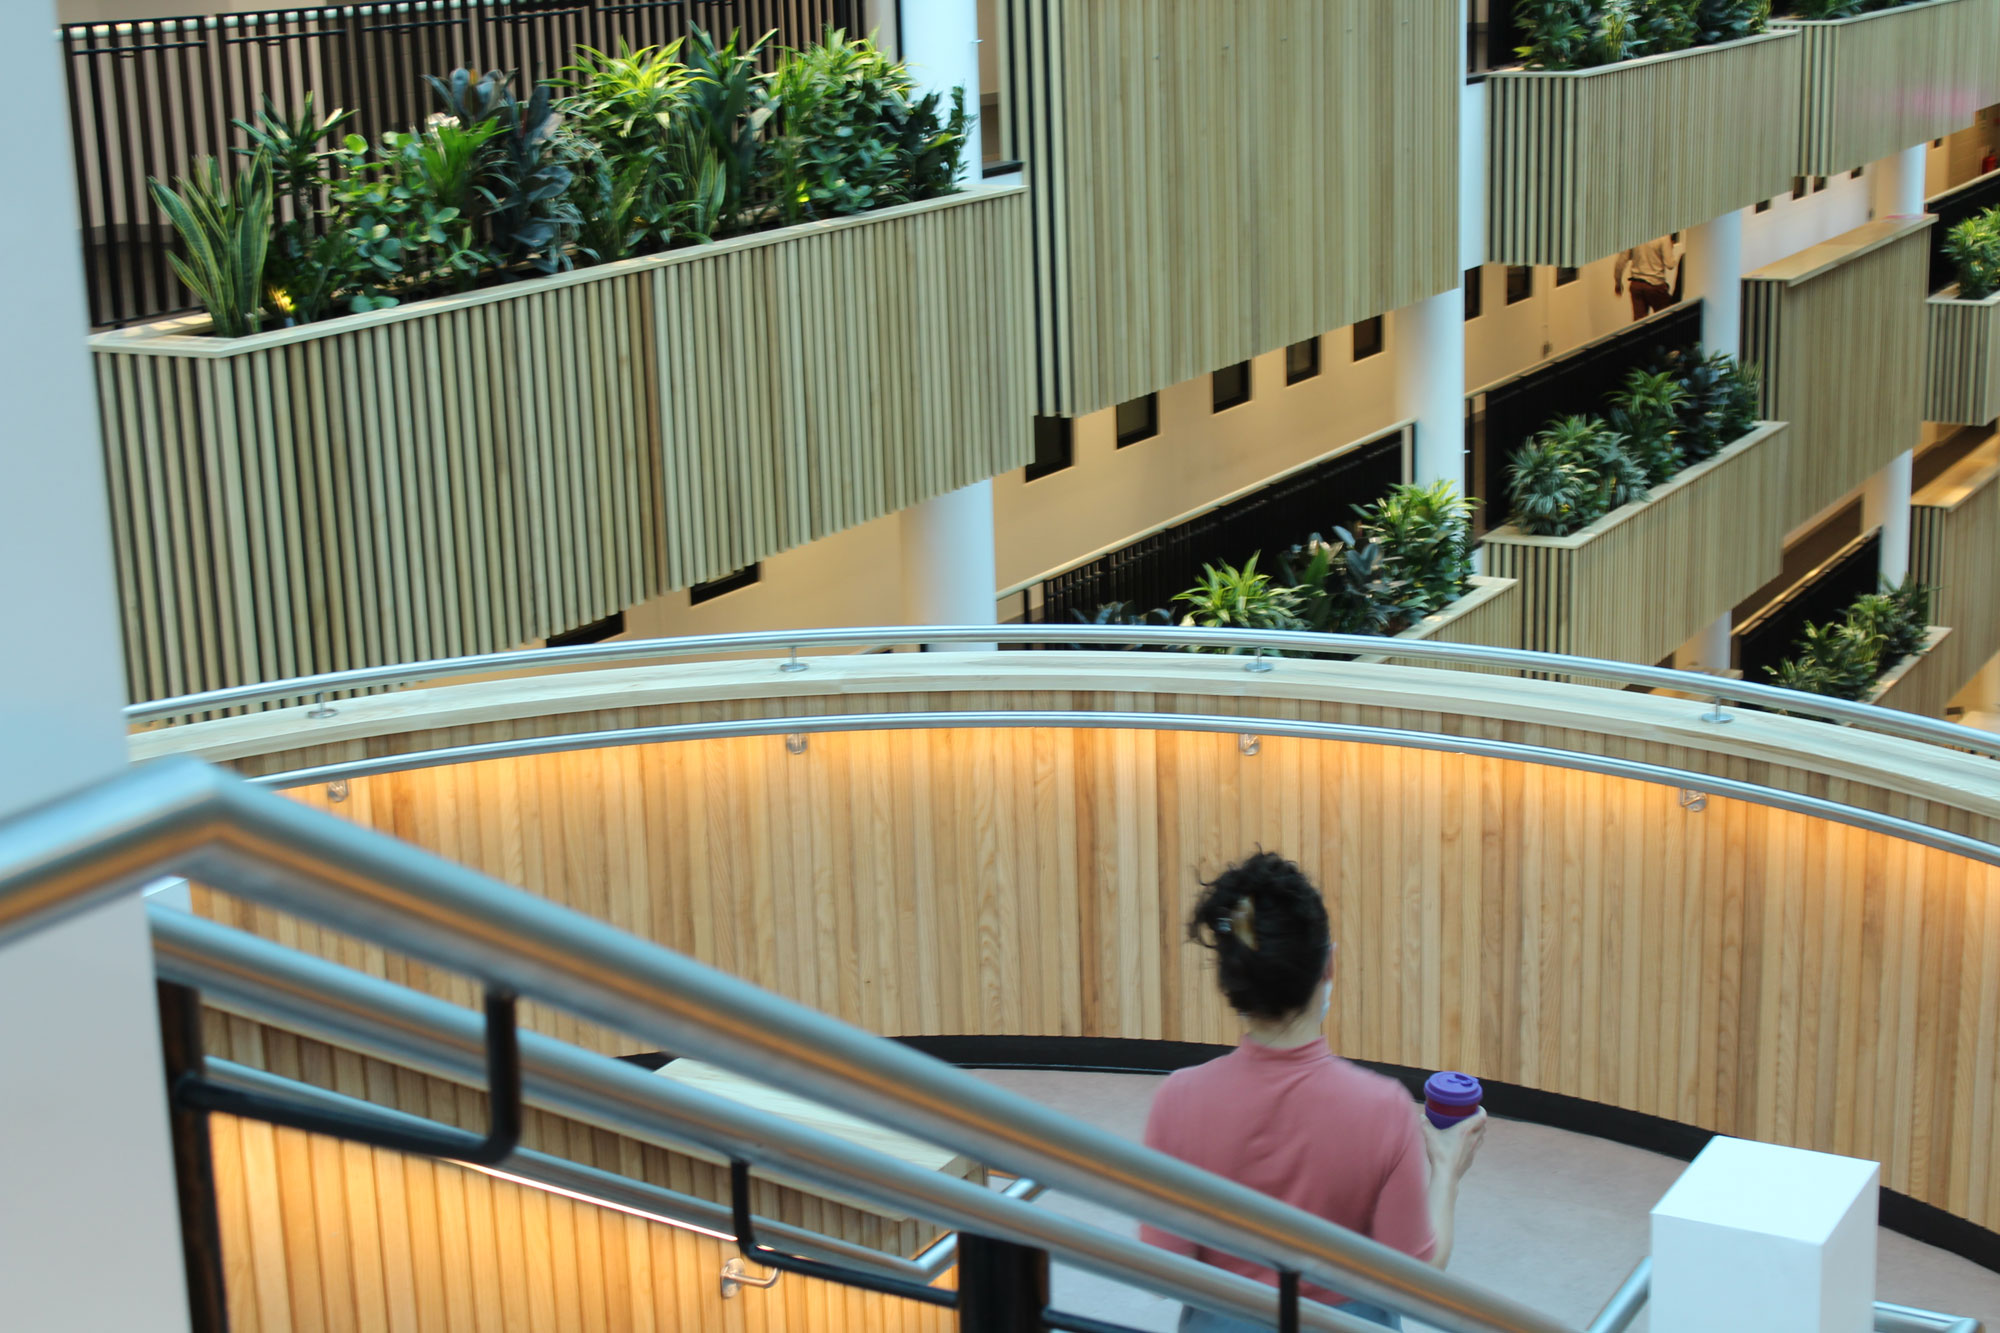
[0,2,194,1330]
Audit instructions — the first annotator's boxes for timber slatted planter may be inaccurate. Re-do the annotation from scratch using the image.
[1925,288,2000,425]
[1869,627,1956,717]
[1913,436,2000,698]
[1481,422,1790,667]
[92,186,1034,705]
[1356,576,1523,673]
[1742,217,1931,532]
[1486,32,1801,268]
[1775,0,2000,174]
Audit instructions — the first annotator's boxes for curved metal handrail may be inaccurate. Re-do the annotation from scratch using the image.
[123,625,2000,763]
[247,709,2000,869]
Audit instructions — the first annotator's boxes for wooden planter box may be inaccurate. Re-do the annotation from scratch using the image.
[1481,423,1790,667]
[1002,0,1460,415]
[90,187,1034,705]
[1486,32,1801,267]
[1775,0,2000,174]
[1869,626,1956,717]
[1743,217,1931,531]
[1356,575,1523,673]
[1925,287,2000,425]
[1913,435,2000,698]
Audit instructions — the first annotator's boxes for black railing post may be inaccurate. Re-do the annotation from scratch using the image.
[157,981,232,1333]
[957,1233,1049,1333]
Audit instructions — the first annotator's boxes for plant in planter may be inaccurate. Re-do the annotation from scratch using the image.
[1278,529,1423,637]
[1354,481,1475,615]
[1603,368,1689,485]
[1174,555,1307,653]
[1516,0,1768,68]
[1670,350,1760,463]
[1945,208,2000,299]
[1766,577,1936,699]
[149,155,275,338]
[1506,415,1644,535]
[1067,601,1174,650]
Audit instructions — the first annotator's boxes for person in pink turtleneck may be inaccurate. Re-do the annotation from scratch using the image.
[1140,852,1487,1330]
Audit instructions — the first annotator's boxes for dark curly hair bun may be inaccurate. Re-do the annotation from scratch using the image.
[1187,851,1330,1022]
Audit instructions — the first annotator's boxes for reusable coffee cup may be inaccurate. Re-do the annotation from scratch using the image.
[1424,1071,1483,1130]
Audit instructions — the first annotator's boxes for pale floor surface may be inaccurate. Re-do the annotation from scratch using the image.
[972,1069,2000,1332]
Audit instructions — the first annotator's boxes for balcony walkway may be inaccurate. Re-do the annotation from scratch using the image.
[976,1069,2000,1330]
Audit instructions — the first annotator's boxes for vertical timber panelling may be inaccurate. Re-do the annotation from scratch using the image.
[1777,0,2000,176]
[1360,575,1524,673]
[1742,219,1931,532]
[1007,0,1460,416]
[184,724,2000,1234]
[1486,33,1801,268]
[1925,293,2000,426]
[1869,627,1958,718]
[1481,423,1789,664]
[1913,436,2000,697]
[93,189,1034,704]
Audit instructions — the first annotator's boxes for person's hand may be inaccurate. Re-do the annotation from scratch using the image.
[1614,279,1624,296]
[1420,1107,1488,1183]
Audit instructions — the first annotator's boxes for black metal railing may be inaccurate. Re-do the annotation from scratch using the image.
[1734,528,1883,684]
[1926,169,2000,295]
[1035,430,1409,625]
[63,0,859,330]
[1465,301,1704,534]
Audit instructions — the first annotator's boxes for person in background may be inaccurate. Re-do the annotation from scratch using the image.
[1140,852,1487,1331]
[1615,235,1681,321]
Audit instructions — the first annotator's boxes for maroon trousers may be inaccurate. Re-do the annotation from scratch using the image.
[1629,278,1674,321]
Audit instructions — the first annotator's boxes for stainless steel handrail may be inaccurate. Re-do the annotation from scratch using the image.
[1577,1258,1983,1333]
[1585,1259,1649,1333]
[157,910,1386,1333]
[121,625,2000,762]
[249,710,2000,872]
[0,757,1571,1333]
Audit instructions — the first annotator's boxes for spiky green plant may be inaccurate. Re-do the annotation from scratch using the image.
[1507,416,1620,535]
[1946,209,2000,300]
[150,155,274,337]
[1174,554,1307,655]
[1605,367,1689,484]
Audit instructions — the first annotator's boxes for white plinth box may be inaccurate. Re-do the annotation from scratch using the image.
[1651,1137,1878,1333]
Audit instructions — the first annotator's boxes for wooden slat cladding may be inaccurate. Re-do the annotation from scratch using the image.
[1486,34,1802,268]
[1482,423,1789,665]
[1358,575,1524,673]
[188,716,2000,1234]
[1925,292,2000,425]
[1742,218,1932,531]
[91,189,1034,704]
[1776,0,2000,176]
[1004,0,1460,416]
[1869,627,1958,718]
[1913,436,2000,696]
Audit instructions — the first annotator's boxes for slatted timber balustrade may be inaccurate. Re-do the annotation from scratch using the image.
[1869,626,1958,718]
[1001,0,1461,417]
[1485,32,1802,268]
[1353,575,1524,674]
[91,187,1033,707]
[1742,216,1932,532]
[134,653,2000,1242]
[1482,423,1790,669]
[1774,0,2000,176]
[1913,434,2000,700]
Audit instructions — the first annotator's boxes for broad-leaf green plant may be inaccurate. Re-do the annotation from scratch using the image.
[150,155,274,338]
[1354,481,1475,614]
[1945,208,2000,300]
[682,27,778,234]
[1604,367,1688,484]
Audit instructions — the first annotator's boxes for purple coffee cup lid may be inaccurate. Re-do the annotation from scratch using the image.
[1424,1071,1482,1108]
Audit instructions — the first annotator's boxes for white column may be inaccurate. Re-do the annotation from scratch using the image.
[1684,209,1745,357]
[1871,142,1928,219]
[1652,1137,1878,1333]
[902,482,999,643]
[1395,290,1468,489]
[894,0,981,186]
[1397,0,1477,493]
[0,3,194,1330]
[1864,450,1915,585]
[1673,615,1734,676]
